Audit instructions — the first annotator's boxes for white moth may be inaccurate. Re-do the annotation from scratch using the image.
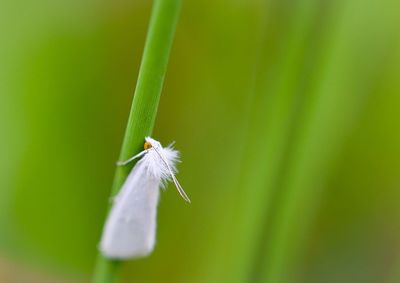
[100,137,190,259]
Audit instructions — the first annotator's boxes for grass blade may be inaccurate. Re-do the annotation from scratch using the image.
[92,1,181,282]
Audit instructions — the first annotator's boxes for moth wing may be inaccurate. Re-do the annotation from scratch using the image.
[100,160,160,259]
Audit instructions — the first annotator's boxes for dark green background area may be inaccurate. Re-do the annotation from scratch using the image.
[0,0,399,282]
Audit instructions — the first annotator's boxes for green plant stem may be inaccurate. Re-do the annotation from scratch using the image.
[92,1,181,282]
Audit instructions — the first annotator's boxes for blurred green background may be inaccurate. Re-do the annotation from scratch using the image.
[1,0,399,282]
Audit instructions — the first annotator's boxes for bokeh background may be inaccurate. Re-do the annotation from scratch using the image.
[1,0,400,282]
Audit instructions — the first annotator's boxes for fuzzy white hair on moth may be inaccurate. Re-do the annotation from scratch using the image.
[99,137,190,259]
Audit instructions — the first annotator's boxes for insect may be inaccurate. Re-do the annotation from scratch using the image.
[100,137,190,259]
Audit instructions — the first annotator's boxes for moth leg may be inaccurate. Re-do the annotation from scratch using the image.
[116,150,148,166]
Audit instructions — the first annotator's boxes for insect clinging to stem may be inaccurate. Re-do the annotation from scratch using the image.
[99,137,190,259]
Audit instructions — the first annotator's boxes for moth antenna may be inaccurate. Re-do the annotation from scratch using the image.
[171,174,191,203]
[153,146,191,203]
[116,150,148,166]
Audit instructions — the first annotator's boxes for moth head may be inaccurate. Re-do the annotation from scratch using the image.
[144,137,162,150]
[144,141,152,150]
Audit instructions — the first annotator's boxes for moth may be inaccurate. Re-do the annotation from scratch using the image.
[100,137,190,259]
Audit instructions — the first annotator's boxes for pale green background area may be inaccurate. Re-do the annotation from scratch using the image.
[0,0,399,282]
